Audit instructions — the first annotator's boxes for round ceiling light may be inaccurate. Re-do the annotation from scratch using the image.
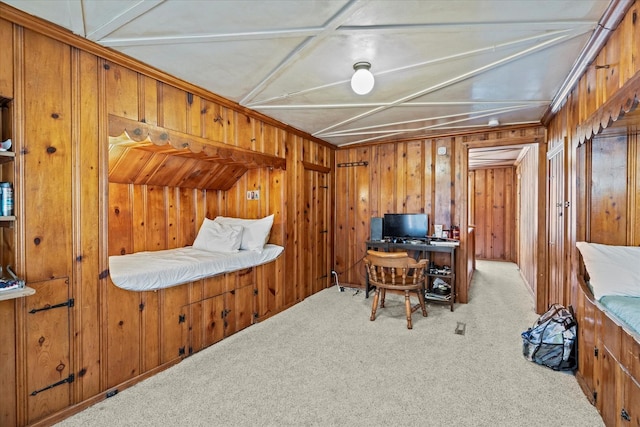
[350,62,374,95]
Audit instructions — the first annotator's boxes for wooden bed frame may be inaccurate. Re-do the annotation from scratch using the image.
[575,265,640,425]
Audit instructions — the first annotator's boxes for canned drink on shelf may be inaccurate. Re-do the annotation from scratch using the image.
[0,182,13,216]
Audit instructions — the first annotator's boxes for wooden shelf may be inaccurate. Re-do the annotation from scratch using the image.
[0,215,16,227]
[0,286,35,301]
[0,151,15,164]
[108,115,286,191]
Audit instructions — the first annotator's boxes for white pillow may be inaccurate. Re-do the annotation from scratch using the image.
[193,218,243,253]
[213,214,274,252]
[576,241,640,300]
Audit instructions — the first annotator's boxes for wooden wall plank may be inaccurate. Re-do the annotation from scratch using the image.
[145,186,167,251]
[378,144,396,215]
[201,101,227,143]
[159,83,187,132]
[141,76,158,125]
[177,187,197,247]
[0,18,13,98]
[469,167,517,261]
[0,299,17,427]
[354,146,370,285]
[235,111,254,151]
[405,140,425,213]
[631,131,640,245]
[589,134,628,244]
[22,30,72,281]
[166,187,179,249]
[517,147,540,294]
[334,150,349,282]
[394,142,407,212]
[434,138,454,228]
[74,49,101,401]
[474,170,488,258]
[105,62,138,120]
[492,168,506,259]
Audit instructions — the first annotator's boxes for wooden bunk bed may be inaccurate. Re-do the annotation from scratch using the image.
[102,116,288,395]
[575,252,640,425]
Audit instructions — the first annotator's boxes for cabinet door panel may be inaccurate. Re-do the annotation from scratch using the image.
[203,295,225,347]
[189,301,203,354]
[141,290,160,373]
[0,298,17,427]
[622,374,640,426]
[233,284,256,333]
[25,278,71,424]
[106,281,140,388]
[578,290,596,397]
[161,286,188,362]
[597,346,619,426]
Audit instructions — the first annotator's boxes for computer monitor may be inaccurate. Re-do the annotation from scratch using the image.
[382,213,429,239]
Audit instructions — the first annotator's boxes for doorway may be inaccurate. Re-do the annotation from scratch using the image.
[464,138,548,313]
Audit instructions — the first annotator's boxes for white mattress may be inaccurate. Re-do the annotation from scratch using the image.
[109,244,284,291]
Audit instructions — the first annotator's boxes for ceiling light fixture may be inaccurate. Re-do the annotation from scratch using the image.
[488,118,500,127]
[350,62,374,95]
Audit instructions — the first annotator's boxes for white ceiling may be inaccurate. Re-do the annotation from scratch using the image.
[4,0,620,156]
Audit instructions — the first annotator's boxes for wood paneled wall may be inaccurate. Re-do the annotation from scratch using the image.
[577,129,640,246]
[516,146,541,299]
[0,7,333,426]
[546,1,640,312]
[334,139,444,290]
[334,127,545,305]
[468,167,517,261]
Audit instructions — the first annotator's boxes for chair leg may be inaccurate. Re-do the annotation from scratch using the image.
[417,289,428,317]
[404,291,413,329]
[370,289,380,321]
[380,288,386,308]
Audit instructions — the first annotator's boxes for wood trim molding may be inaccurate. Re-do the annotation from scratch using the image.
[338,124,545,150]
[577,70,640,144]
[302,161,331,173]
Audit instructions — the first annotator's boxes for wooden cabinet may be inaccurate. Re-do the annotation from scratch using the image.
[103,267,260,389]
[201,294,226,347]
[24,277,72,424]
[225,268,258,335]
[621,374,640,425]
[577,283,597,403]
[577,276,640,426]
[596,344,619,426]
[182,268,258,356]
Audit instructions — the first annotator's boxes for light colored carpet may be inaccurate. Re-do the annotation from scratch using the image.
[57,260,603,426]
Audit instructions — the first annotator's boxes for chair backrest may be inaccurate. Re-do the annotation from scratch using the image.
[364,250,427,287]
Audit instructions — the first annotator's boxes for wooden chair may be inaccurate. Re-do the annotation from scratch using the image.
[363,250,428,329]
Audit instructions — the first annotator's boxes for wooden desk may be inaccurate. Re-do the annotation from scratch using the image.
[365,240,457,311]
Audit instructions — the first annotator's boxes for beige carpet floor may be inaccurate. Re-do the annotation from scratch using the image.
[57,260,603,426]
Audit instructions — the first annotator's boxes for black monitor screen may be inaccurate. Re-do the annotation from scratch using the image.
[383,213,428,239]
